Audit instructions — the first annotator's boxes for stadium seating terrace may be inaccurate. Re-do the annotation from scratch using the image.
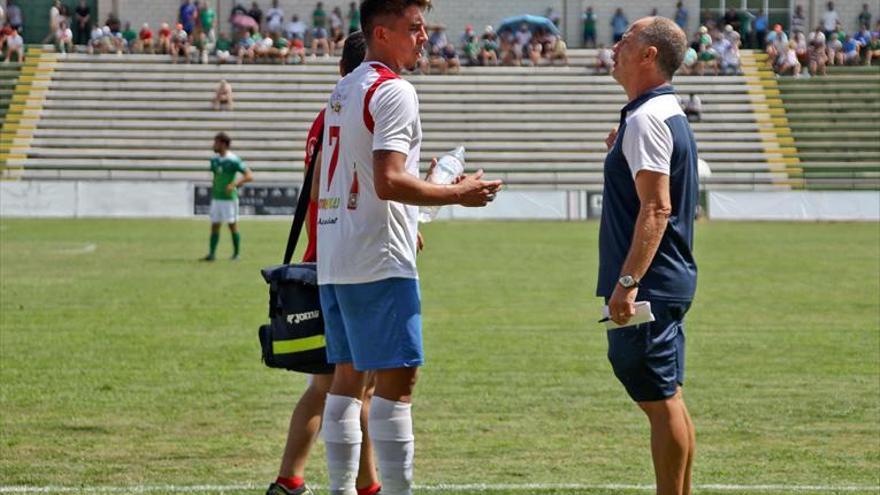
[4,47,874,191]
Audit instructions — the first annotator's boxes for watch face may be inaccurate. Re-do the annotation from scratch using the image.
[620,276,635,288]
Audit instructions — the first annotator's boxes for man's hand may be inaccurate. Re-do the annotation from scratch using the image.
[225,182,236,194]
[608,283,638,326]
[424,157,438,182]
[417,232,425,252]
[605,127,618,151]
[454,169,503,207]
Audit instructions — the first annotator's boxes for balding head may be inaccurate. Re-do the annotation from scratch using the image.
[636,17,688,80]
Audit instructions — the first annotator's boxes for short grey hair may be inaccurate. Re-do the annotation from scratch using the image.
[637,17,688,80]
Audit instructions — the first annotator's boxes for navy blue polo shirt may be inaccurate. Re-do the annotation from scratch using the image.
[597,85,698,302]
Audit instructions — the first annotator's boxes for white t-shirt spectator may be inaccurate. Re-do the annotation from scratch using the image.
[317,62,422,285]
[285,19,306,39]
[57,26,73,42]
[783,48,799,65]
[821,10,839,31]
[6,32,23,49]
[266,7,284,32]
[808,30,826,45]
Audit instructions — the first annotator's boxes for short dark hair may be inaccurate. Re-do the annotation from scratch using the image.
[638,17,688,80]
[359,0,432,41]
[214,132,231,146]
[340,31,367,75]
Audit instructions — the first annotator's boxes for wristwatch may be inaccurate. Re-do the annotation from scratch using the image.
[618,275,640,289]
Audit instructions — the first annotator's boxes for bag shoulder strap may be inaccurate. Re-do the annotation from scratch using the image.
[283,128,323,265]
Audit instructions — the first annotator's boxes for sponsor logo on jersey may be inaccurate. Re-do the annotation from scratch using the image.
[286,310,320,325]
[318,217,338,225]
[319,197,341,209]
[330,92,343,113]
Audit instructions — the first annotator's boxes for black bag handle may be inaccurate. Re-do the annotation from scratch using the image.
[283,129,323,265]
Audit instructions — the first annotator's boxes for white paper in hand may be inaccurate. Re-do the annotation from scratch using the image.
[602,301,656,330]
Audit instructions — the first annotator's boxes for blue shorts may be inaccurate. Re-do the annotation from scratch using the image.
[607,301,690,402]
[319,278,423,371]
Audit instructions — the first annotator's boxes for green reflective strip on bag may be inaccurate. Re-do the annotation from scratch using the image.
[273,334,326,355]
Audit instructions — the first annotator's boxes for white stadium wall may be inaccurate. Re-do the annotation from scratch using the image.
[3,181,879,221]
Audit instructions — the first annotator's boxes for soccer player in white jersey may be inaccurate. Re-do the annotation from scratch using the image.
[316,1,503,494]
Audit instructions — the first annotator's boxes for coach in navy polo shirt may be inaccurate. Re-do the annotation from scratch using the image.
[598,16,698,495]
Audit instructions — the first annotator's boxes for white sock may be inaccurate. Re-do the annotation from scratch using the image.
[322,394,363,495]
[369,396,415,495]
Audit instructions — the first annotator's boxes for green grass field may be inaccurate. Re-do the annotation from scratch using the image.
[1,219,878,495]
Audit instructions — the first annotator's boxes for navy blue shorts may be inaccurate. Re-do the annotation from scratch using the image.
[319,278,423,371]
[607,300,691,402]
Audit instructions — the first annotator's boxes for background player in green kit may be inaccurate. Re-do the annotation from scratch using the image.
[204,132,253,261]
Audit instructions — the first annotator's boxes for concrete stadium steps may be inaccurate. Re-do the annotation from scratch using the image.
[14,50,787,188]
[777,64,880,189]
[0,63,22,122]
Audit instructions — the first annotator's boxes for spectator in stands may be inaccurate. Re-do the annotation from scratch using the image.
[720,33,740,74]
[193,30,209,63]
[858,4,872,29]
[480,26,499,66]
[55,20,74,55]
[777,41,802,76]
[791,5,807,36]
[460,24,479,66]
[526,32,543,66]
[214,32,232,64]
[6,0,22,35]
[0,4,4,30]
[266,0,283,34]
[722,8,739,34]
[681,93,702,122]
[754,9,768,49]
[170,23,190,64]
[865,32,880,64]
[700,8,717,30]
[87,24,104,54]
[583,6,597,48]
[842,34,861,64]
[697,27,717,75]
[285,14,306,41]
[808,38,828,75]
[158,22,172,54]
[826,29,843,65]
[611,8,628,43]
[544,30,568,66]
[724,24,741,47]
[135,23,153,53]
[680,45,699,74]
[738,8,755,48]
[595,43,613,74]
[709,33,729,75]
[179,0,198,35]
[765,24,788,61]
[310,2,330,58]
[289,36,307,64]
[3,26,22,62]
[822,2,840,40]
[513,23,532,65]
[347,1,360,35]
[200,1,216,41]
[675,2,688,30]
[121,22,137,53]
[42,1,63,45]
[253,29,273,61]
[237,27,257,63]
[794,31,808,67]
[248,2,263,29]
[269,32,290,63]
[72,0,90,46]
[213,79,233,110]
[808,25,826,46]
[105,13,122,36]
[330,6,345,47]
[0,24,10,53]
[441,44,461,74]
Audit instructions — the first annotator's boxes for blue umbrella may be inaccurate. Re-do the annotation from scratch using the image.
[496,15,561,36]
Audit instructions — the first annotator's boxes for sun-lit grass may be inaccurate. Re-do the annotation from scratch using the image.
[1,219,878,494]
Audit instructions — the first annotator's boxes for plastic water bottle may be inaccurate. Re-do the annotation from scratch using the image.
[419,146,466,223]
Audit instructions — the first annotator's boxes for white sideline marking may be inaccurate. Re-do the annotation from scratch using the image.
[54,243,97,255]
[1,483,879,494]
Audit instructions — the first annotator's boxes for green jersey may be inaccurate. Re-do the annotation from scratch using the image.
[210,153,247,200]
[122,28,137,44]
[348,8,360,31]
[215,37,231,51]
[200,8,216,31]
[313,8,326,28]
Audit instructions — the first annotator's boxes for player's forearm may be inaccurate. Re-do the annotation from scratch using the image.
[236,170,254,187]
[374,169,460,207]
[619,203,669,281]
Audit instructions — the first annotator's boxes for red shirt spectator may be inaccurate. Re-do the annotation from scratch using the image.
[302,109,325,263]
[159,24,172,39]
[139,26,153,41]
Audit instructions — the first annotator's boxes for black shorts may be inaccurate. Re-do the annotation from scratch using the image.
[607,300,690,402]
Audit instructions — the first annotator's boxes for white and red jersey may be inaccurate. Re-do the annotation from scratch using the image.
[316,61,422,285]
